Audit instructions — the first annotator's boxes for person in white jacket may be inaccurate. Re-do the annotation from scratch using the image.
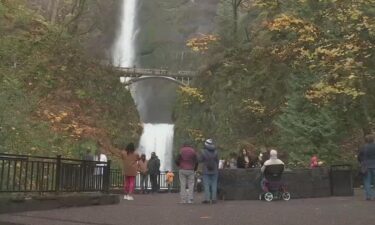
[261,149,284,173]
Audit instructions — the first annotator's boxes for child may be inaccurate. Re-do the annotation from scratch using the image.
[166,170,175,192]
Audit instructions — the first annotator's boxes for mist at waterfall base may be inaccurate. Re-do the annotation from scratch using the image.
[139,124,174,171]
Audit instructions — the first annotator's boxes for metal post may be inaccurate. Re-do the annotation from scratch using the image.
[81,160,86,192]
[104,160,111,193]
[55,155,61,193]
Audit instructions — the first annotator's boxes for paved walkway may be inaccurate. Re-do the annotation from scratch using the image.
[0,191,374,225]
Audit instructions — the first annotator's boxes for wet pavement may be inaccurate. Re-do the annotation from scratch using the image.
[0,190,374,225]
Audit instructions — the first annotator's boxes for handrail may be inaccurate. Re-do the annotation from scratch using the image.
[0,153,111,193]
[0,153,105,163]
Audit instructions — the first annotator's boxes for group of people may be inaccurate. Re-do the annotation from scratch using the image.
[175,139,287,204]
[99,133,375,203]
[121,143,162,200]
[218,148,276,170]
[175,138,219,204]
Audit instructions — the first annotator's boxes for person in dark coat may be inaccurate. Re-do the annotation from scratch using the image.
[199,139,219,204]
[237,149,251,169]
[147,152,160,193]
[358,134,375,200]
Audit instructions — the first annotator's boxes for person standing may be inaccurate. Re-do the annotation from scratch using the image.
[228,152,237,169]
[237,149,250,169]
[93,145,107,190]
[138,154,148,194]
[358,134,375,200]
[83,149,94,161]
[310,155,319,168]
[176,142,198,203]
[199,139,219,204]
[82,149,94,189]
[147,152,160,193]
[121,143,139,200]
[166,170,175,193]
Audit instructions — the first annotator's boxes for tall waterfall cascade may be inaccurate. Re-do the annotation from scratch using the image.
[112,0,136,67]
[112,0,174,171]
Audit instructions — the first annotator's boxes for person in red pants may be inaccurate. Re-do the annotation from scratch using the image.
[122,143,139,200]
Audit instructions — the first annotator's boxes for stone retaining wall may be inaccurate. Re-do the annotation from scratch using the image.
[0,193,120,214]
[218,167,352,200]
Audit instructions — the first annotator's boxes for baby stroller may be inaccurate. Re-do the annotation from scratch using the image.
[195,171,203,193]
[259,164,291,201]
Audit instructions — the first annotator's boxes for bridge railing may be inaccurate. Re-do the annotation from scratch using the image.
[0,153,111,193]
[117,67,197,78]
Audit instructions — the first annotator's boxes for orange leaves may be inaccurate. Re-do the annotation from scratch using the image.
[186,34,219,53]
[43,110,69,123]
[41,109,83,139]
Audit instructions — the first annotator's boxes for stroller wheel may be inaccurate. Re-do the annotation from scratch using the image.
[264,192,273,202]
[282,192,291,201]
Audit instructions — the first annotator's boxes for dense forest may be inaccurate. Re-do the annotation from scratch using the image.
[0,0,140,159]
[174,0,375,166]
[1,0,374,167]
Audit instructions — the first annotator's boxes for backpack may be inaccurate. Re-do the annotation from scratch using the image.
[204,151,217,171]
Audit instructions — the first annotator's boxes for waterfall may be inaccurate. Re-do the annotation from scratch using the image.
[139,124,174,171]
[112,0,137,67]
[112,0,174,171]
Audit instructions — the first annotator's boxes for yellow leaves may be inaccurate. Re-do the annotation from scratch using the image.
[305,81,365,104]
[186,34,219,53]
[241,99,266,116]
[268,14,318,41]
[253,0,279,8]
[315,46,345,60]
[186,129,205,142]
[178,86,205,105]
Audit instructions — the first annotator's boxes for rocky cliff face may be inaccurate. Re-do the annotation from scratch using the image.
[136,0,219,70]
[126,0,220,123]
[26,0,122,60]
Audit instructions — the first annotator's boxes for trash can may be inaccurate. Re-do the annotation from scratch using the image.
[330,165,354,196]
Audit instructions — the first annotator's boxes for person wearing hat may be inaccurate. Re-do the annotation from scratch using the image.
[199,139,219,204]
[147,152,160,193]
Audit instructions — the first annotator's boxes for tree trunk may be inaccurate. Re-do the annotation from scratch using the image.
[233,3,238,35]
[50,0,61,24]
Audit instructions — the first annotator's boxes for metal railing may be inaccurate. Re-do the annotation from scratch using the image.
[0,153,111,193]
[110,169,179,191]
